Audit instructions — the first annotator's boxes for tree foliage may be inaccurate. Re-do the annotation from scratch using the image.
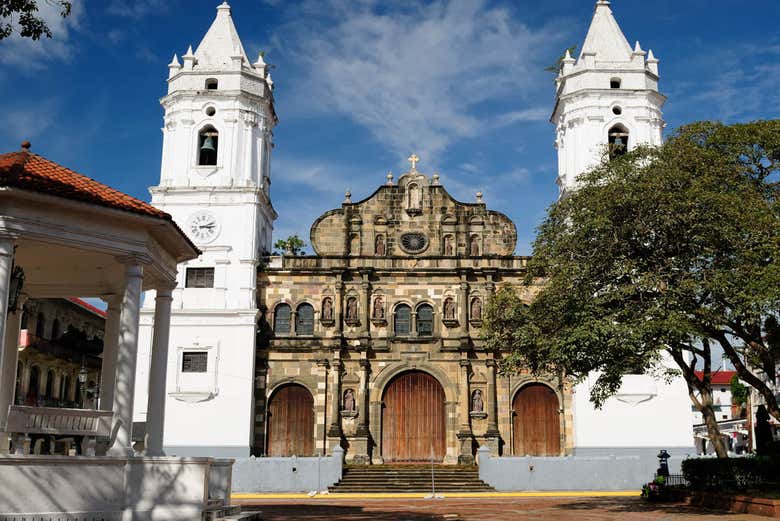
[544,44,577,74]
[0,0,72,41]
[483,120,780,457]
[274,234,306,256]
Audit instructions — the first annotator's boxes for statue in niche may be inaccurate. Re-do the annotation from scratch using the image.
[373,296,385,320]
[375,235,385,256]
[469,235,480,256]
[349,234,360,255]
[322,297,333,321]
[346,297,358,322]
[471,298,482,321]
[343,389,356,412]
[471,389,484,413]
[443,297,456,320]
[444,235,454,256]
[408,183,421,210]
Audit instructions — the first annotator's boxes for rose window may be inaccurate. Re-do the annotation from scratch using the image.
[400,232,428,254]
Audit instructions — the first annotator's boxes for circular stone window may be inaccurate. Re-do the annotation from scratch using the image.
[399,232,429,254]
[205,106,216,117]
[612,106,622,115]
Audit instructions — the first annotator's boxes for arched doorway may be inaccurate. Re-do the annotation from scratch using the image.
[382,370,445,463]
[266,384,314,456]
[512,383,561,456]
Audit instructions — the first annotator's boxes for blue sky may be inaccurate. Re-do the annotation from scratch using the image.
[1,0,779,255]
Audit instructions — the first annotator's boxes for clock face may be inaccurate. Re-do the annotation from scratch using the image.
[187,211,220,244]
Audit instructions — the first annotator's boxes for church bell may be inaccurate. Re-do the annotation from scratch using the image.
[200,136,216,154]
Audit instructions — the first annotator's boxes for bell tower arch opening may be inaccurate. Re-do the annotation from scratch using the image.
[197,125,219,166]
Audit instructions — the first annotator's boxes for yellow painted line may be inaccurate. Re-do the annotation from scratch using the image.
[232,490,639,500]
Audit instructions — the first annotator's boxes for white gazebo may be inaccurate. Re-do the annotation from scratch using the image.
[0,144,236,520]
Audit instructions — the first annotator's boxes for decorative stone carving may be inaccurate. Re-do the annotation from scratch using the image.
[442,297,458,327]
[341,388,357,417]
[375,235,385,256]
[372,296,385,322]
[469,234,480,256]
[471,389,484,413]
[443,235,454,256]
[470,297,482,323]
[345,296,359,325]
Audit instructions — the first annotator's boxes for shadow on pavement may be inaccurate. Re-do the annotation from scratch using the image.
[556,497,734,516]
[243,504,450,521]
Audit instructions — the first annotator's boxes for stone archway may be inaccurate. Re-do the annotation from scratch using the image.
[266,383,314,456]
[381,370,446,463]
[512,383,561,456]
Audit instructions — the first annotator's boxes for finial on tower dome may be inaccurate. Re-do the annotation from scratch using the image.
[169,53,181,67]
[386,171,394,185]
[184,45,195,58]
[634,41,645,54]
[596,0,611,7]
[20,141,31,151]
[218,1,231,13]
[344,190,352,203]
[476,191,483,203]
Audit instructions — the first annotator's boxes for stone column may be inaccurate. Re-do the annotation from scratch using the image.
[350,356,371,464]
[458,280,469,338]
[0,285,26,454]
[316,359,329,455]
[457,359,474,464]
[484,358,500,456]
[359,274,370,337]
[326,357,343,450]
[0,238,14,378]
[98,295,122,411]
[334,281,343,335]
[144,284,174,456]
[109,262,144,457]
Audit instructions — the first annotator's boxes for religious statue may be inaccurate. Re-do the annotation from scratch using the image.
[373,296,385,320]
[346,297,358,322]
[322,297,333,321]
[375,235,385,256]
[469,235,480,256]
[471,389,484,413]
[443,297,456,320]
[349,234,360,255]
[407,183,421,210]
[471,298,482,321]
[444,235,454,256]
[343,389,356,412]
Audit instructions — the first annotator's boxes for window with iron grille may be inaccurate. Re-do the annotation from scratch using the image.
[186,267,214,288]
[296,303,314,335]
[416,304,434,336]
[394,304,411,336]
[274,304,292,335]
[182,352,208,373]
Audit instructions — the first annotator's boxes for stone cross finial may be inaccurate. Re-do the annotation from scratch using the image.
[408,153,420,171]
[476,191,483,203]
[386,171,394,185]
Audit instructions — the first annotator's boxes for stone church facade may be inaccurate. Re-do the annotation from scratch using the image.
[256,160,574,464]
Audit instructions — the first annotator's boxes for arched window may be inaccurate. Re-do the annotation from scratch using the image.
[28,366,40,404]
[205,78,218,90]
[274,304,292,335]
[610,78,621,89]
[416,304,434,337]
[394,304,411,336]
[60,374,71,403]
[608,125,629,159]
[198,125,219,166]
[35,312,45,338]
[296,303,314,335]
[51,318,60,340]
[20,307,28,329]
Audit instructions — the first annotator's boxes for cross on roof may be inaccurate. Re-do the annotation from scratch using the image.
[408,153,420,171]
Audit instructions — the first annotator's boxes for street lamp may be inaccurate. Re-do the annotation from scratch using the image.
[8,266,24,314]
[78,361,88,408]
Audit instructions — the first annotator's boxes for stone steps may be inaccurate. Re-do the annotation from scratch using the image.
[203,498,258,521]
[329,465,494,493]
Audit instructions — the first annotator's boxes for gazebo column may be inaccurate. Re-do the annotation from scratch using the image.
[98,295,122,411]
[0,238,17,453]
[144,284,174,456]
[0,285,26,454]
[109,262,144,457]
[484,358,500,456]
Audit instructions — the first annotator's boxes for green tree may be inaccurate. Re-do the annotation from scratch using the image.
[0,0,72,41]
[483,120,780,458]
[274,234,306,256]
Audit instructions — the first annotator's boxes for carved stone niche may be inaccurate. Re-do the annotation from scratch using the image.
[344,295,360,326]
[442,296,458,327]
[370,294,387,326]
[320,295,335,326]
[340,373,361,419]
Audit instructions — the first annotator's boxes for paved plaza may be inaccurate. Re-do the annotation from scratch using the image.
[236,496,764,520]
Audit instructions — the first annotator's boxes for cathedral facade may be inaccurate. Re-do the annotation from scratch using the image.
[135,1,694,463]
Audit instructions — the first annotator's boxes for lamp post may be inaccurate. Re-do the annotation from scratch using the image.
[8,266,24,314]
[78,362,88,409]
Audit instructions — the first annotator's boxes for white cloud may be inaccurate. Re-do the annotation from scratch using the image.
[105,0,167,19]
[3,99,59,142]
[274,0,563,163]
[0,0,84,70]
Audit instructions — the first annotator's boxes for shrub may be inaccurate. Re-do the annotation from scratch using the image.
[682,457,778,491]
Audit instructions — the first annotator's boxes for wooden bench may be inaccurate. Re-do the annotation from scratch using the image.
[6,405,119,456]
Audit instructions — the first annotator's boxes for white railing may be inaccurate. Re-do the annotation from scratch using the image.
[5,405,117,455]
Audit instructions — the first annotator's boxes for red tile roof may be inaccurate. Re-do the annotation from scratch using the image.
[0,146,167,219]
[67,297,108,318]
[695,370,737,386]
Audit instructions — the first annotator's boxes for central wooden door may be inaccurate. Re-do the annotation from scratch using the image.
[512,383,561,456]
[267,384,314,456]
[382,371,446,463]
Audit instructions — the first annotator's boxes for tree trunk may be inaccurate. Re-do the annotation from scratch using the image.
[698,387,729,458]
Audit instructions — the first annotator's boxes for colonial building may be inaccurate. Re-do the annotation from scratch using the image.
[257,158,558,464]
[135,0,694,464]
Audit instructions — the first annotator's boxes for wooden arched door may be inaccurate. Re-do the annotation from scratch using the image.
[267,384,314,456]
[512,383,561,456]
[382,371,446,463]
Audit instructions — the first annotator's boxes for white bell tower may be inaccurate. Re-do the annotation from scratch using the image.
[134,1,277,457]
[552,0,665,194]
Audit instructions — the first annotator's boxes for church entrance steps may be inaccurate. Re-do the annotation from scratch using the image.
[328,465,494,493]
